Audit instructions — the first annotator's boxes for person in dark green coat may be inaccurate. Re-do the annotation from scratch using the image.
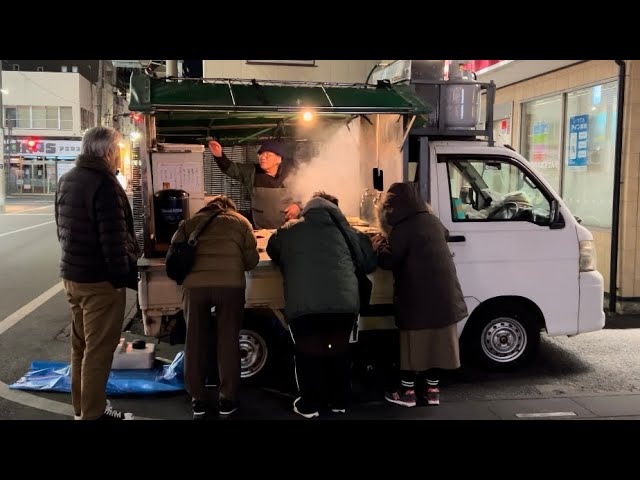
[208,139,301,229]
[267,192,376,418]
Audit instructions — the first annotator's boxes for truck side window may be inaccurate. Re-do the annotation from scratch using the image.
[446,158,552,225]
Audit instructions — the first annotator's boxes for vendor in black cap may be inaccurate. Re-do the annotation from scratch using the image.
[208,139,302,229]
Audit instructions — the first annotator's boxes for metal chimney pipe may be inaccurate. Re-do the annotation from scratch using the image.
[165,60,178,78]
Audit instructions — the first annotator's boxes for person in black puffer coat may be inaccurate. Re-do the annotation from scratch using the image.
[267,191,377,418]
[55,126,140,421]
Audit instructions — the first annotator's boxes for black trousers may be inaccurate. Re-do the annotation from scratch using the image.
[183,287,245,403]
[289,313,357,412]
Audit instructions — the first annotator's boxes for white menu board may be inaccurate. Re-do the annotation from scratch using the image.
[152,152,205,200]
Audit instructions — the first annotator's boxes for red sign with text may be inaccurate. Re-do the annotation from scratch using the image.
[467,60,503,73]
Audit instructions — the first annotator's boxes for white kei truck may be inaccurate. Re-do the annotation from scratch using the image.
[126,62,604,384]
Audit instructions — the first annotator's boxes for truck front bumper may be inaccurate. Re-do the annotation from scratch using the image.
[578,270,606,333]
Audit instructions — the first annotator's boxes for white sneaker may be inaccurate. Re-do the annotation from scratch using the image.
[293,397,319,419]
[99,403,134,420]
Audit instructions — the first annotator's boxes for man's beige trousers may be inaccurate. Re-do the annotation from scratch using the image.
[63,280,126,420]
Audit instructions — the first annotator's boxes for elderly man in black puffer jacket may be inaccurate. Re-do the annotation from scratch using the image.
[267,192,376,418]
[55,126,140,421]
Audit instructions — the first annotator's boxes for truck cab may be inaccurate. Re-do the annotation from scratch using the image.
[127,67,604,382]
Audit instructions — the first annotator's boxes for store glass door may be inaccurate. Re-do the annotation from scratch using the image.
[21,162,34,193]
[21,157,57,193]
[46,158,57,193]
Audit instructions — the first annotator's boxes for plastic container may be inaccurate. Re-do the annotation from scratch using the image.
[359,189,382,226]
[154,189,189,244]
[111,338,156,370]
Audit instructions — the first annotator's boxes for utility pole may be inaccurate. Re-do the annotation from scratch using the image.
[0,59,5,213]
[96,60,103,127]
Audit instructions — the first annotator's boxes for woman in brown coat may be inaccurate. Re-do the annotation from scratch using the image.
[171,195,259,419]
[373,182,468,407]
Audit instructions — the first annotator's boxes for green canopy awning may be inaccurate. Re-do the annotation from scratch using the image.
[128,73,431,143]
[129,74,429,114]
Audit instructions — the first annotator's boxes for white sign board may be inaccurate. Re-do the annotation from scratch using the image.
[152,152,204,199]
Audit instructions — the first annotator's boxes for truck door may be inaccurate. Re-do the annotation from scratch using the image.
[434,153,580,337]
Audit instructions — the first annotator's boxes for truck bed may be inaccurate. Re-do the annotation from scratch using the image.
[138,225,393,318]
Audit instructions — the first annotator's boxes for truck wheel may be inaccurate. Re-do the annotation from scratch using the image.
[239,315,294,388]
[240,325,270,381]
[462,307,540,371]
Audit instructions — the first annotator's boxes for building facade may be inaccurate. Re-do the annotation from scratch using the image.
[202,60,380,83]
[474,60,637,312]
[1,60,130,196]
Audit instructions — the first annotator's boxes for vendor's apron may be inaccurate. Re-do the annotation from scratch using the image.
[251,186,292,229]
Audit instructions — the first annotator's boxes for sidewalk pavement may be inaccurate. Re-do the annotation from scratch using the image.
[79,384,640,420]
[93,312,640,420]
[604,312,640,329]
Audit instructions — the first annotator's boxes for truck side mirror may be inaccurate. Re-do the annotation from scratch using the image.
[549,199,565,229]
[549,199,557,222]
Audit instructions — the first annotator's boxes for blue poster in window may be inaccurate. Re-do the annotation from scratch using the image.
[568,114,589,168]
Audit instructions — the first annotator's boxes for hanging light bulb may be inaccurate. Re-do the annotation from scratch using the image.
[301,110,314,122]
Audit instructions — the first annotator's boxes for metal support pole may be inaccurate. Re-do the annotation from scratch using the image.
[0,61,5,213]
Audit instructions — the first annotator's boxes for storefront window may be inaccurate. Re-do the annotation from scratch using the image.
[520,95,563,192]
[32,107,46,128]
[520,81,618,229]
[17,106,30,128]
[562,82,617,228]
[60,107,72,130]
[6,138,81,195]
[3,106,74,130]
[46,107,59,129]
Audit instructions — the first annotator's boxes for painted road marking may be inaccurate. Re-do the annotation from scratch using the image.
[7,205,53,214]
[0,282,72,417]
[0,382,156,419]
[0,282,158,419]
[0,380,74,417]
[515,411,577,418]
[0,221,55,238]
[0,282,64,336]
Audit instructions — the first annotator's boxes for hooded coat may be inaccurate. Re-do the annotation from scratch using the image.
[377,182,468,330]
[267,197,377,322]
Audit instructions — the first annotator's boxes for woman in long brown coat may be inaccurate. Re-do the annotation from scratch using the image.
[373,182,468,407]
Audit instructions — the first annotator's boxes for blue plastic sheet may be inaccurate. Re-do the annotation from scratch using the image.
[9,352,185,395]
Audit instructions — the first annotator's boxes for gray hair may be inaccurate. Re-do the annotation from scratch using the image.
[81,126,121,158]
[205,194,237,212]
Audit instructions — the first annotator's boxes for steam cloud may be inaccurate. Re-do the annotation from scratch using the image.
[287,122,363,217]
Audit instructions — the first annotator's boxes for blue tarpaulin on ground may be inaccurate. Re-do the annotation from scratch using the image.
[9,352,185,395]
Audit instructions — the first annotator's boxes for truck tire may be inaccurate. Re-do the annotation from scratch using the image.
[461,306,540,371]
[240,314,294,390]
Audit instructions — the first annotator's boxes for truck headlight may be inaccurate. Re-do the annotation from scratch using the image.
[579,240,597,272]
